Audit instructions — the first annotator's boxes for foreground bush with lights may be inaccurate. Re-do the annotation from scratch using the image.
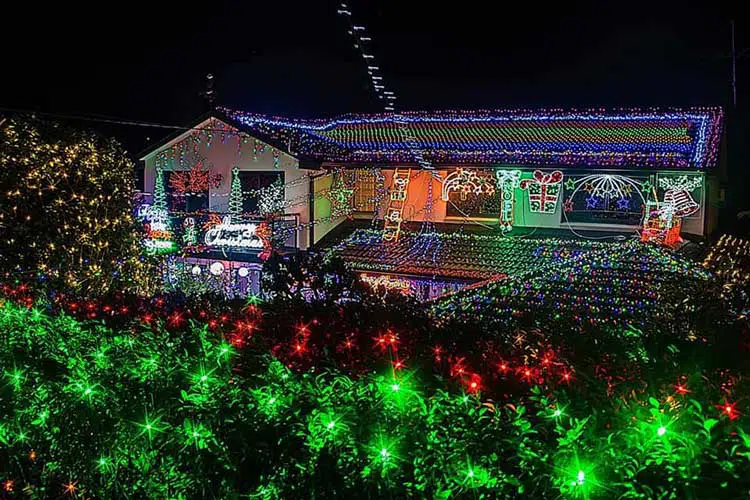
[0,117,158,296]
[2,301,750,499]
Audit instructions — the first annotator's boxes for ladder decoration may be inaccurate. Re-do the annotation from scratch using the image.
[382,168,412,242]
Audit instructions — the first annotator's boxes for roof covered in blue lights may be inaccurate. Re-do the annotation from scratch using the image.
[219,107,723,170]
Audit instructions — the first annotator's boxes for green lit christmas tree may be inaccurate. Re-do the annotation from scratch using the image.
[228,167,243,220]
[153,166,168,211]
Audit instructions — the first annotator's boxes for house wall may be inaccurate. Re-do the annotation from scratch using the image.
[313,167,710,245]
[143,121,319,249]
[312,174,346,245]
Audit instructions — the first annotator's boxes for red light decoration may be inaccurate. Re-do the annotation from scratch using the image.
[717,400,739,420]
[168,312,184,327]
[168,162,223,194]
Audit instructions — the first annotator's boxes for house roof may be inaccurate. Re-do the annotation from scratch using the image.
[137,111,302,163]
[329,228,612,281]
[220,107,723,170]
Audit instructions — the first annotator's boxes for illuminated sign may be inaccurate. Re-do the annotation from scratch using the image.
[136,204,176,254]
[203,216,263,248]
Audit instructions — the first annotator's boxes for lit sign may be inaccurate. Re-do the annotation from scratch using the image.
[137,204,169,232]
[204,216,263,248]
[136,204,176,254]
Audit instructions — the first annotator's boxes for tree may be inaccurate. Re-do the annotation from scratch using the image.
[228,167,243,220]
[0,116,158,295]
[154,166,168,211]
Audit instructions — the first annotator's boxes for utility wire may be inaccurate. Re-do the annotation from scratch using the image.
[0,106,251,136]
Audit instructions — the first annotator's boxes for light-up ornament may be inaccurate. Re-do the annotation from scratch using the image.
[360,273,412,295]
[257,178,286,216]
[204,216,263,248]
[565,174,646,214]
[182,217,198,246]
[658,175,702,217]
[442,169,496,201]
[191,265,202,276]
[325,173,355,218]
[238,267,250,278]
[137,203,176,254]
[519,170,563,213]
[210,262,225,276]
[382,168,412,242]
[641,200,682,248]
[494,170,521,232]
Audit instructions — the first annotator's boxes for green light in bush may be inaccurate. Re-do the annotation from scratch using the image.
[4,366,25,390]
[136,412,167,442]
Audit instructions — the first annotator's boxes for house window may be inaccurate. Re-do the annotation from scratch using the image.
[239,171,285,215]
[164,170,209,213]
[343,169,378,212]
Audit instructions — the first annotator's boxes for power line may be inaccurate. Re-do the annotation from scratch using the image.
[0,106,250,137]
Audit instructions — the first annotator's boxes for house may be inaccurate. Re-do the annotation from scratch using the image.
[139,107,724,298]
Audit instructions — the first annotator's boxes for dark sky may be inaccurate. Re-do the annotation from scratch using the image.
[2,1,747,156]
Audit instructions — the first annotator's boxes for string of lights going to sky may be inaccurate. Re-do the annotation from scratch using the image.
[337,3,432,170]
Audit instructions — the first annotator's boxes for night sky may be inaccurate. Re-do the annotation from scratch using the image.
[2,2,747,179]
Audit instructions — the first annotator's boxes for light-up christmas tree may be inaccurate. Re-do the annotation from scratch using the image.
[228,167,243,220]
[154,166,168,211]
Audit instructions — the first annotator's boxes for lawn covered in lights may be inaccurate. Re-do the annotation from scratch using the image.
[3,236,750,498]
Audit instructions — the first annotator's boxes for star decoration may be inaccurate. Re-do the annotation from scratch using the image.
[616,197,630,210]
[565,178,577,191]
[585,195,600,210]
[641,179,653,192]
[326,177,355,217]
[583,182,594,194]
[563,199,574,212]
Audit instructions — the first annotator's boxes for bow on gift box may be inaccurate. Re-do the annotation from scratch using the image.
[520,170,564,214]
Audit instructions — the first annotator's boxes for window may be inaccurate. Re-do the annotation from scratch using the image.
[342,169,378,212]
[239,171,284,214]
[164,170,209,213]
